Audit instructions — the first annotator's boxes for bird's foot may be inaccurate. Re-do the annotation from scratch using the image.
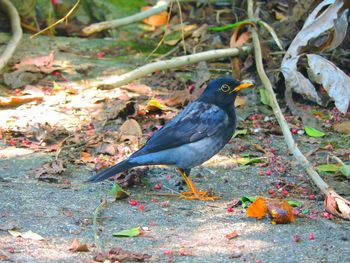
[180,190,220,201]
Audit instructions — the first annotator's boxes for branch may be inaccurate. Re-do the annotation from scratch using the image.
[90,46,251,89]
[82,0,170,36]
[93,198,107,252]
[247,0,350,220]
[0,0,22,71]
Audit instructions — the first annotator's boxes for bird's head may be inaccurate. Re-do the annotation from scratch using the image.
[198,77,254,107]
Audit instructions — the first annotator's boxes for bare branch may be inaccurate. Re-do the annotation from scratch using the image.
[90,46,251,89]
[0,0,22,71]
[82,0,170,36]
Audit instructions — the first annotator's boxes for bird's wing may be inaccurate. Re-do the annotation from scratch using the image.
[133,101,228,156]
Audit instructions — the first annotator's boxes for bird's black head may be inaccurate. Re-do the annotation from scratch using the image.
[198,77,253,108]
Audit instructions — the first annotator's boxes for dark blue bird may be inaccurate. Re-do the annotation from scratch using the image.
[88,77,253,200]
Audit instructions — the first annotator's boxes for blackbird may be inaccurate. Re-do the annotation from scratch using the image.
[88,77,253,200]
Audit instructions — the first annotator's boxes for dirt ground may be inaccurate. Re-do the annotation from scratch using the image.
[1,137,350,263]
[0,34,350,263]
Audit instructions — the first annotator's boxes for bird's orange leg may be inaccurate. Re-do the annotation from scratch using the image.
[178,168,220,201]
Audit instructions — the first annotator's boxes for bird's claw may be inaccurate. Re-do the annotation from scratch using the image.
[180,190,220,201]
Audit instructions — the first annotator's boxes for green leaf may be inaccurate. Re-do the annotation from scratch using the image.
[113,227,141,237]
[241,196,256,208]
[237,157,263,165]
[259,89,270,106]
[209,19,251,31]
[109,183,130,200]
[233,129,247,138]
[339,165,350,177]
[304,126,326,138]
[315,164,340,173]
[287,200,302,207]
[301,208,309,214]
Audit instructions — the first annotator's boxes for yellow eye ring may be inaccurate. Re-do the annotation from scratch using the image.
[220,84,230,93]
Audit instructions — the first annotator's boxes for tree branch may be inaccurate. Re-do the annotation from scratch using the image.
[90,46,251,89]
[82,0,170,36]
[247,0,350,220]
[0,0,22,71]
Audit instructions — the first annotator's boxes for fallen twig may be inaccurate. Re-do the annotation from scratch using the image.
[82,0,170,36]
[247,0,350,220]
[93,198,107,252]
[90,46,251,89]
[0,0,22,71]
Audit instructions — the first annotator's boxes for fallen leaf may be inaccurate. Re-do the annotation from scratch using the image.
[69,239,89,252]
[237,156,263,165]
[97,143,116,156]
[80,151,94,163]
[119,119,142,142]
[233,129,247,138]
[0,95,43,107]
[142,6,168,27]
[113,227,142,237]
[123,83,152,95]
[259,89,270,106]
[34,159,66,182]
[281,0,349,112]
[14,51,54,70]
[225,230,239,240]
[8,230,44,241]
[315,163,340,173]
[146,99,165,111]
[307,54,350,113]
[109,183,130,200]
[94,247,151,262]
[334,121,350,134]
[304,126,326,137]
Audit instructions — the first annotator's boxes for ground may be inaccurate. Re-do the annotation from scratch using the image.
[0,33,350,263]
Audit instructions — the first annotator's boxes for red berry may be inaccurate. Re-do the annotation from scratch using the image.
[154,183,162,190]
[282,189,289,196]
[15,88,22,94]
[87,123,94,130]
[268,189,275,195]
[309,233,315,240]
[151,199,158,202]
[309,194,315,200]
[7,247,14,253]
[129,200,138,206]
[291,128,298,134]
[227,207,234,213]
[266,170,272,176]
[164,250,173,255]
[322,211,332,219]
[8,139,16,146]
[250,114,258,121]
[138,204,145,211]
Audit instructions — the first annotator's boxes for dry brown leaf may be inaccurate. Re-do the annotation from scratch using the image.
[34,159,66,182]
[307,54,350,113]
[14,51,54,70]
[94,247,151,262]
[80,151,94,163]
[119,119,142,142]
[281,0,349,112]
[141,6,168,27]
[225,230,239,240]
[97,143,116,156]
[0,95,43,107]
[334,121,350,134]
[69,239,89,252]
[123,83,152,95]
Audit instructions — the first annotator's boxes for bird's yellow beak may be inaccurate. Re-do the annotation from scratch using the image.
[233,82,254,92]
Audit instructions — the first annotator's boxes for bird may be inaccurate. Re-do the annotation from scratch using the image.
[88,77,253,201]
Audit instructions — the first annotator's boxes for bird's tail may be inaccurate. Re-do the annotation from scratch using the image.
[88,159,136,182]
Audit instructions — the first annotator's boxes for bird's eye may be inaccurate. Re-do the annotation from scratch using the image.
[220,84,230,93]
